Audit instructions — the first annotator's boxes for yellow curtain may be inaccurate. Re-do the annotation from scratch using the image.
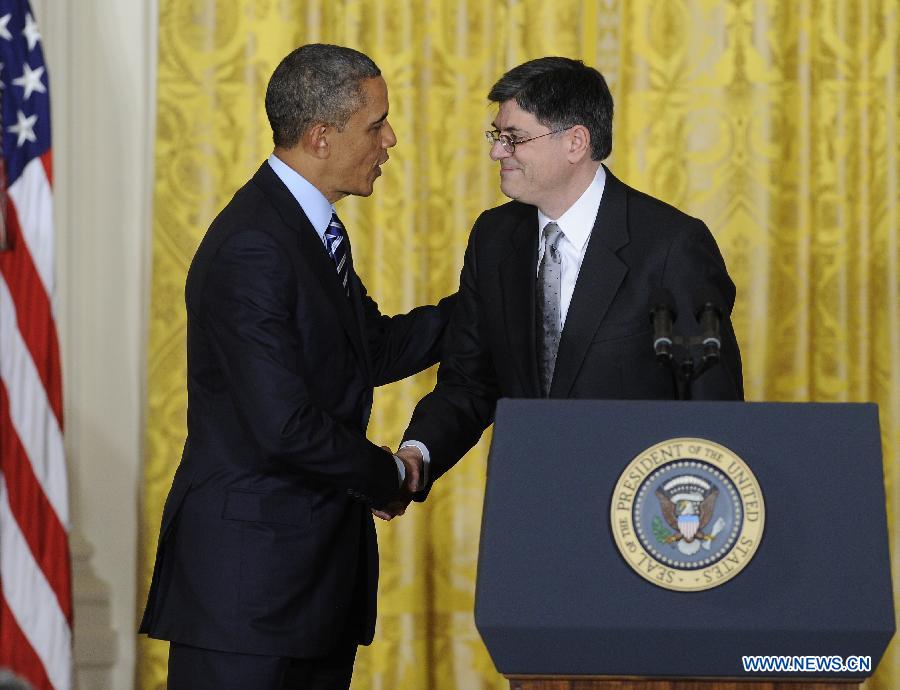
[614,3,899,687]
[138,2,899,689]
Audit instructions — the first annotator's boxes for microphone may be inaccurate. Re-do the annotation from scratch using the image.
[694,298,722,363]
[649,287,677,362]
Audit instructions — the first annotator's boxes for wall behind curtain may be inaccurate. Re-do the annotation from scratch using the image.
[138,1,898,689]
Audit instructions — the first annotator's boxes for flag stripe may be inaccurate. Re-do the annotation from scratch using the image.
[0,202,64,423]
[0,276,68,528]
[8,158,55,298]
[0,591,54,690]
[0,476,72,690]
[0,382,72,620]
[41,149,53,186]
[0,7,72,689]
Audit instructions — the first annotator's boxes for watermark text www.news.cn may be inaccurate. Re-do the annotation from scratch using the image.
[741,655,872,673]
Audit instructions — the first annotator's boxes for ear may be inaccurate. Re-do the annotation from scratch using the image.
[304,123,331,159]
[566,125,591,164]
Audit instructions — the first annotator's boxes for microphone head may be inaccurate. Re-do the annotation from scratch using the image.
[691,292,722,321]
[692,294,723,360]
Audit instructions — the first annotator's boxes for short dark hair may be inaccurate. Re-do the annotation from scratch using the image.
[265,44,381,148]
[488,57,613,161]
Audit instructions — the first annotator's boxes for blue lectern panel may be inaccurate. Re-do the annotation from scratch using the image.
[474,400,894,679]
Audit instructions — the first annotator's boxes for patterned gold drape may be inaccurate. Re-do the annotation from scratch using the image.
[138,2,899,689]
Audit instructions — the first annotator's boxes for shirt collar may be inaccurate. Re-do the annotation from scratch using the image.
[537,164,607,252]
[267,153,335,241]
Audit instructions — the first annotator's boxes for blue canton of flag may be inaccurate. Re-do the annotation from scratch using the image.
[0,0,51,190]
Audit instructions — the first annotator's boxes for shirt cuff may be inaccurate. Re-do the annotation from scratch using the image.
[400,440,430,488]
[393,455,405,487]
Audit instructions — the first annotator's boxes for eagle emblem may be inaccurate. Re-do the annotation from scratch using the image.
[654,475,726,556]
[611,439,765,591]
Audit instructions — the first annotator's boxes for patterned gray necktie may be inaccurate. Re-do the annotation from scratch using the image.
[536,222,564,397]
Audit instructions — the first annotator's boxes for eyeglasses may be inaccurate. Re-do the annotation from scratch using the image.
[484,127,571,154]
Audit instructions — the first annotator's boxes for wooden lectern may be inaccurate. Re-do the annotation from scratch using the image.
[475,400,894,690]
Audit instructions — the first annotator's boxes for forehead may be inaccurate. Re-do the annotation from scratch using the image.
[357,76,388,115]
[495,99,541,133]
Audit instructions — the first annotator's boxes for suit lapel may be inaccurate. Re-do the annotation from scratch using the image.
[550,167,629,398]
[347,248,375,379]
[252,164,369,373]
[498,207,542,397]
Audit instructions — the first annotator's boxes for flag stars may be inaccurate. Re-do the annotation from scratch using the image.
[0,14,11,41]
[13,63,45,99]
[8,109,37,146]
[23,13,40,50]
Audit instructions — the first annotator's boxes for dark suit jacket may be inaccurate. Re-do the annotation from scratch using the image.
[404,166,743,485]
[139,162,454,658]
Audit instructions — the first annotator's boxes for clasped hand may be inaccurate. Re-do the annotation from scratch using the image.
[372,446,423,521]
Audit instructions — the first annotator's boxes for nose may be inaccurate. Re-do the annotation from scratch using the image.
[382,120,397,148]
[489,139,510,161]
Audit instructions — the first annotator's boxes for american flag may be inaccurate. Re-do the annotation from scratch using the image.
[0,2,73,689]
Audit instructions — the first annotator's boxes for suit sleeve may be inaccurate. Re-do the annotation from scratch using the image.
[663,220,744,400]
[200,229,401,505]
[357,286,457,387]
[402,218,500,486]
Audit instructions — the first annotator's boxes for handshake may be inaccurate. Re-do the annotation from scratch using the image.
[372,445,425,522]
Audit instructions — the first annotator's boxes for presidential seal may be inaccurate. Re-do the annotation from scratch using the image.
[610,438,764,592]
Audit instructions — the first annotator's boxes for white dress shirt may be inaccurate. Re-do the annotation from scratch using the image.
[536,164,606,328]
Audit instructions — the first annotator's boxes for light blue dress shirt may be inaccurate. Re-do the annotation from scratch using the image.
[267,153,334,241]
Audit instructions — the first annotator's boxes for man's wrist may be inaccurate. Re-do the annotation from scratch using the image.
[400,440,430,487]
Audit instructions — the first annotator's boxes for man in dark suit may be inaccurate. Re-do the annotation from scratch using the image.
[384,57,742,508]
[139,44,454,689]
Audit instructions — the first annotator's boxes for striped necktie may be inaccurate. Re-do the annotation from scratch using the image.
[324,213,350,297]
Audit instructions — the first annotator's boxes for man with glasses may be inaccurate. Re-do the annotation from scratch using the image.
[376,56,743,517]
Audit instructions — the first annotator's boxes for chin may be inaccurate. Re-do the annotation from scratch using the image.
[343,183,375,198]
[500,181,523,202]
[361,175,379,196]
[500,182,531,204]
